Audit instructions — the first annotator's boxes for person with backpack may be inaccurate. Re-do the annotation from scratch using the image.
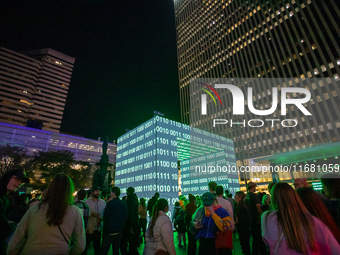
[185,194,197,255]
[194,192,233,255]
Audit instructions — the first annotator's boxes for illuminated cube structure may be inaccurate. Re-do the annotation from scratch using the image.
[115,116,239,218]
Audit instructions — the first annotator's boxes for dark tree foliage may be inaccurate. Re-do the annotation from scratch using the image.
[27,150,93,190]
[0,144,28,175]
[0,144,93,191]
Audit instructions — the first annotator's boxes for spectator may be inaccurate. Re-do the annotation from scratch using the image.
[245,182,266,255]
[138,198,147,244]
[101,186,128,255]
[293,178,308,189]
[0,169,29,253]
[147,192,159,217]
[19,193,29,208]
[216,186,234,225]
[321,173,340,227]
[262,182,340,254]
[175,209,186,248]
[7,194,27,224]
[84,187,106,255]
[208,181,217,195]
[172,201,181,229]
[297,187,340,243]
[120,196,129,255]
[261,195,271,212]
[179,195,186,209]
[235,191,251,255]
[267,182,276,194]
[126,187,139,255]
[195,192,233,255]
[224,190,234,211]
[143,198,176,255]
[195,195,202,207]
[258,192,266,203]
[106,195,112,203]
[75,189,90,230]
[185,194,197,255]
[7,174,85,255]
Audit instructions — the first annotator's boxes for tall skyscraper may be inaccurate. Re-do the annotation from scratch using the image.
[175,0,340,189]
[0,47,75,132]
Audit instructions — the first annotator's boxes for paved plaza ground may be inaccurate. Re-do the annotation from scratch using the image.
[88,232,244,255]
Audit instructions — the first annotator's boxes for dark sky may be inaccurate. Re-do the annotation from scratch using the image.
[0,0,180,143]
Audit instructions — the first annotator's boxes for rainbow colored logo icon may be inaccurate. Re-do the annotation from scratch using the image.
[198,82,222,107]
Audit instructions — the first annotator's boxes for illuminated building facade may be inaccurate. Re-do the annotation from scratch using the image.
[174,0,340,190]
[0,47,75,132]
[0,122,116,164]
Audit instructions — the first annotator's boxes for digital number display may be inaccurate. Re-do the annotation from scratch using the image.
[116,116,239,218]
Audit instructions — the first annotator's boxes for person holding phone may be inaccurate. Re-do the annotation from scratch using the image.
[193,192,233,255]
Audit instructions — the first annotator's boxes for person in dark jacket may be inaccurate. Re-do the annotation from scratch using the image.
[0,169,29,254]
[235,191,251,255]
[7,194,27,224]
[185,194,197,255]
[126,187,139,255]
[147,192,159,217]
[175,209,186,248]
[102,186,128,255]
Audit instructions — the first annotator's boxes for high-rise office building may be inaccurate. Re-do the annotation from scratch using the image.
[175,0,340,189]
[0,47,75,132]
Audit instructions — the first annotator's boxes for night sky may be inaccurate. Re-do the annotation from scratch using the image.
[0,0,181,143]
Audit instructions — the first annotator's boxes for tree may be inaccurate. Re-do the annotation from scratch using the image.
[26,150,93,191]
[0,144,27,176]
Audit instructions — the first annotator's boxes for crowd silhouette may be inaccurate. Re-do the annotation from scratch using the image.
[1,169,340,255]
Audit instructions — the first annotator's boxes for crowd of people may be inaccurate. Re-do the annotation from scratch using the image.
[1,168,340,255]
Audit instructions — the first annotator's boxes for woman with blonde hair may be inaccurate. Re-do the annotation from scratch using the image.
[261,182,339,254]
[143,198,176,255]
[7,174,85,255]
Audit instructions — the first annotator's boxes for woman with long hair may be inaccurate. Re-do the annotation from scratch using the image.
[143,198,176,255]
[235,191,251,255]
[7,174,85,255]
[297,187,340,243]
[261,182,340,254]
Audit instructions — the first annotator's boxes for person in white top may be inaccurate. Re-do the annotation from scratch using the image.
[84,187,106,255]
[143,198,176,255]
[216,185,235,225]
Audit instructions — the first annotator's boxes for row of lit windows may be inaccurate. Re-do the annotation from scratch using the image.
[178,10,311,84]
[177,0,314,85]
[232,121,340,142]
